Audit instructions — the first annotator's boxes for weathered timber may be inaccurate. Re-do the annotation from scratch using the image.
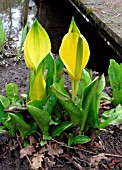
[67,0,122,56]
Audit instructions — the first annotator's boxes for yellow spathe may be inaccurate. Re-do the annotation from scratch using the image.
[59,17,90,99]
[24,19,51,70]
[29,68,46,101]
[59,32,90,80]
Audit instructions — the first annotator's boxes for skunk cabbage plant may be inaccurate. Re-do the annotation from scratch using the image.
[24,19,51,101]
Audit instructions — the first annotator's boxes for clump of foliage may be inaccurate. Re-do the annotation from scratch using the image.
[0,17,122,146]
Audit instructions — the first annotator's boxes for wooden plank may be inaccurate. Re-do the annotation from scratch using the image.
[67,0,122,56]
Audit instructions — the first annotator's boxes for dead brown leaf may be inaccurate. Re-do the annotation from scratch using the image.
[31,152,44,169]
[20,145,36,158]
[47,143,63,158]
[29,135,38,146]
[44,157,55,168]
[89,153,107,168]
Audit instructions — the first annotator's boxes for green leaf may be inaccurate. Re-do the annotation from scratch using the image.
[52,121,73,137]
[4,115,16,137]
[27,100,43,110]
[0,18,6,53]
[8,113,34,139]
[5,83,19,102]
[79,77,99,134]
[84,74,105,131]
[0,95,10,108]
[112,89,122,105]
[78,69,92,107]
[72,135,91,144]
[43,91,57,114]
[55,57,64,82]
[81,68,92,95]
[100,104,122,128]
[51,100,63,121]
[44,53,56,94]
[108,59,122,105]
[68,134,91,146]
[27,103,50,140]
[0,101,8,124]
[51,83,83,126]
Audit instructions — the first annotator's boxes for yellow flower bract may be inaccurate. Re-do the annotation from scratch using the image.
[59,25,90,81]
[59,17,90,99]
[24,19,51,70]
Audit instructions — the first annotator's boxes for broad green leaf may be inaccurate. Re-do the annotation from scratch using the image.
[68,134,91,146]
[108,59,122,105]
[51,100,63,121]
[43,91,57,114]
[52,121,73,137]
[55,57,64,82]
[27,100,43,110]
[72,135,91,145]
[79,77,99,134]
[8,113,34,139]
[78,68,92,104]
[112,89,122,106]
[81,68,92,94]
[0,95,10,108]
[5,83,19,102]
[27,103,50,140]
[100,104,122,128]
[4,114,16,137]
[0,101,8,124]
[44,53,56,94]
[51,83,83,126]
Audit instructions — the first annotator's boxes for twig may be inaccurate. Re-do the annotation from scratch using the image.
[66,157,84,170]
[97,135,109,152]
[52,139,122,158]
[51,139,97,155]
[73,156,89,166]
[105,153,122,158]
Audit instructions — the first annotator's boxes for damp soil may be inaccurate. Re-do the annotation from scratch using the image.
[0,54,122,170]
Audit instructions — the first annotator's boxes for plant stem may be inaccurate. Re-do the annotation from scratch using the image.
[71,79,75,101]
